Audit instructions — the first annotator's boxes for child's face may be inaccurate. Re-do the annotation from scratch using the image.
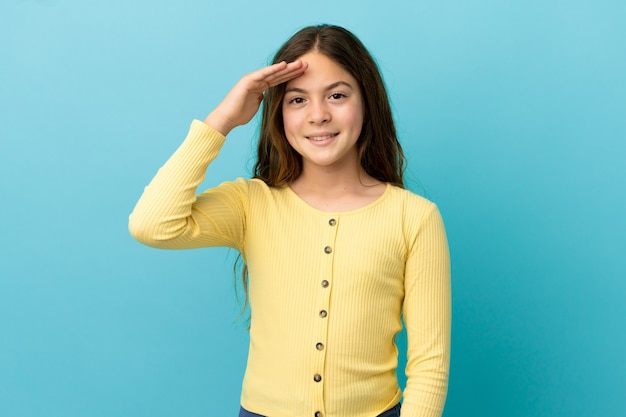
[282,51,364,172]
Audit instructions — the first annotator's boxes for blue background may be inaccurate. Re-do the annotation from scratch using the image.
[1,1,625,416]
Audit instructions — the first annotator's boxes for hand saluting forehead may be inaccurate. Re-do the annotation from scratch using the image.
[204,60,308,136]
[249,60,309,92]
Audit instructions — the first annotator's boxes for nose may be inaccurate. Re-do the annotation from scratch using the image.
[307,99,331,124]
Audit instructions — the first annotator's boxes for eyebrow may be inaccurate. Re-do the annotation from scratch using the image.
[285,81,354,94]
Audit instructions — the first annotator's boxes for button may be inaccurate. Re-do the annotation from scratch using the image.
[314,374,322,382]
[328,218,337,226]
[319,310,327,318]
[321,280,329,288]
[316,342,324,350]
[324,246,332,254]
[315,412,323,417]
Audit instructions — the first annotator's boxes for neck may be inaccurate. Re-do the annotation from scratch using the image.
[288,163,386,212]
[293,164,371,193]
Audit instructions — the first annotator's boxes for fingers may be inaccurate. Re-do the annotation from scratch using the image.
[250,60,308,91]
[270,61,308,86]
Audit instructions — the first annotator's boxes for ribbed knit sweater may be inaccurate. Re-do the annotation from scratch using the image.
[129,120,451,417]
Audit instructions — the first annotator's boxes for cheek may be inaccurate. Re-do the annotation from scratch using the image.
[284,127,296,144]
[341,105,364,132]
[282,108,296,135]
[281,111,298,149]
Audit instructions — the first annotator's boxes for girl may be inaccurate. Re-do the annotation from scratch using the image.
[129,24,451,417]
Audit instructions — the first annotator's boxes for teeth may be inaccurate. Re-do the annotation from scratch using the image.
[308,134,335,141]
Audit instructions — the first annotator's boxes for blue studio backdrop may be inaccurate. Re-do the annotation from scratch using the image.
[1,1,624,416]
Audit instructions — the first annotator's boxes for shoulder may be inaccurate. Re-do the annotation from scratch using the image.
[385,185,445,241]
[218,178,292,208]
[206,178,288,200]
[386,185,439,215]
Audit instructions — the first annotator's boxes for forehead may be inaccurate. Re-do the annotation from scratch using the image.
[286,51,358,90]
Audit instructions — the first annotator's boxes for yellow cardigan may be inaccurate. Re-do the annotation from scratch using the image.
[129,120,451,417]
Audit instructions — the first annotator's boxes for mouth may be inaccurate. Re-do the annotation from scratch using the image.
[306,133,338,142]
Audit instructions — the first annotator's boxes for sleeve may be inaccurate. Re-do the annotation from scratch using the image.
[128,120,248,251]
[401,203,451,417]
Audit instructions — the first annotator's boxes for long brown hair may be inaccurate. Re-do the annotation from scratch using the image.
[254,24,406,187]
[238,25,406,322]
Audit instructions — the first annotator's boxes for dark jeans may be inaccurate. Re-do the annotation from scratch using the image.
[239,402,401,417]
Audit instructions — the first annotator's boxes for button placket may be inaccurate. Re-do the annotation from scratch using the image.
[312,216,338,417]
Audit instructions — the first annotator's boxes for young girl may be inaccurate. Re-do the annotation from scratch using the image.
[129,24,450,417]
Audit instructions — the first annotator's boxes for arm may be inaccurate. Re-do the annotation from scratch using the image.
[128,60,308,249]
[401,204,451,417]
[128,121,248,250]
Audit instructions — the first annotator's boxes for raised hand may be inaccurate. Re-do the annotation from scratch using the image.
[204,60,308,136]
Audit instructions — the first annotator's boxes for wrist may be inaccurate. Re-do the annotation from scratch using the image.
[203,111,234,136]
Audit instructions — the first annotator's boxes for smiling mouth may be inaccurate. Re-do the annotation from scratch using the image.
[306,133,338,141]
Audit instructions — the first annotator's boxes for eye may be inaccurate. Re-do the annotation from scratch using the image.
[288,97,305,104]
[329,92,346,100]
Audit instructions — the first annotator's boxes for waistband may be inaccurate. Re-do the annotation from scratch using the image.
[239,402,401,417]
